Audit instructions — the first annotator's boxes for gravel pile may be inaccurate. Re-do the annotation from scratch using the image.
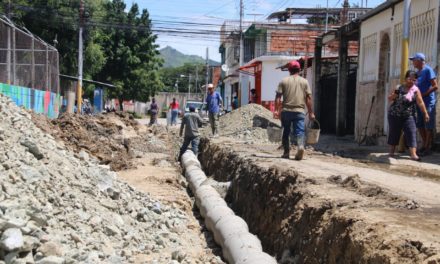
[215,104,280,143]
[0,94,220,264]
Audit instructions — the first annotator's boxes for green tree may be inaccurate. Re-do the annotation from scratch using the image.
[2,0,163,107]
[159,63,207,93]
[96,0,163,109]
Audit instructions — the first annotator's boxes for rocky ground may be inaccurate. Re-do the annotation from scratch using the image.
[0,94,222,264]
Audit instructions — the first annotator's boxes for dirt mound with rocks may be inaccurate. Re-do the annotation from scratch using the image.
[31,112,167,171]
[205,104,281,144]
[214,104,280,143]
[0,94,221,263]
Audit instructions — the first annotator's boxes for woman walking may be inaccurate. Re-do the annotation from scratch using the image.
[169,98,179,126]
[387,70,429,161]
[148,98,159,126]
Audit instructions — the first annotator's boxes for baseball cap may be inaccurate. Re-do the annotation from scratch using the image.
[409,52,425,61]
[207,83,214,89]
[287,60,301,71]
[189,106,196,112]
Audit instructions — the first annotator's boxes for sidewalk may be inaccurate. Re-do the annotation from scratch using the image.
[313,134,440,180]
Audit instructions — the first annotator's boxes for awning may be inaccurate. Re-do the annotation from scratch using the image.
[238,61,261,76]
[238,55,302,75]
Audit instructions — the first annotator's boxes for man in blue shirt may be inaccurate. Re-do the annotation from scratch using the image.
[206,83,223,137]
[410,52,438,155]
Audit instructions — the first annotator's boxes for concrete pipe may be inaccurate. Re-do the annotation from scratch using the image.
[180,150,277,264]
[235,252,278,264]
[187,173,207,193]
[181,151,201,168]
[184,164,202,177]
[195,185,221,207]
[199,195,228,218]
[222,233,263,263]
[205,205,235,231]
[214,215,249,247]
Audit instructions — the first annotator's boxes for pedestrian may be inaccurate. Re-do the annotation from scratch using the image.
[410,52,438,156]
[274,60,315,160]
[232,95,239,110]
[148,98,159,126]
[387,70,429,161]
[206,83,223,137]
[169,98,179,126]
[179,105,203,160]
[250,89,257,104]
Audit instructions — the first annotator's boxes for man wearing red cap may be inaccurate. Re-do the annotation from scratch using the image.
[274,60,315,160]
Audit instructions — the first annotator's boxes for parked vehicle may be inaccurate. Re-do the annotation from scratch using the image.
[184,101,208,121]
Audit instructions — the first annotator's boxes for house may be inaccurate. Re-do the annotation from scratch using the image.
[219,20,252,111]
[220,3,371,113]
[354,0,439,143]
[238,23,326,110]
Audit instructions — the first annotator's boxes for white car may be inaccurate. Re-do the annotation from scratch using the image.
[184,101,208,121]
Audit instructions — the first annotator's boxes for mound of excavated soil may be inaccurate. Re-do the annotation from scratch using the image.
[31,112,167,171]
[212,104,281,143]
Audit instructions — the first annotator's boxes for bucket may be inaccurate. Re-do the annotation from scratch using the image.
[306,119,320,145]
[267,126,282,143]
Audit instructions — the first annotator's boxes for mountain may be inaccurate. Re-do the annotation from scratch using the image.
[159,46,220,68]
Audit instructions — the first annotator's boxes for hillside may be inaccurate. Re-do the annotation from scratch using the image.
[159,46,220,68]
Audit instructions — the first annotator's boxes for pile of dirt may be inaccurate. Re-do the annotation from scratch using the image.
[31,112,167,171]
[214,104,280,143]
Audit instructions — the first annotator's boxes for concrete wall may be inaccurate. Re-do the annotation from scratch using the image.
[240,74,252,105]
[261,61,290,101]
[224,83,232,112]
[0,83,61,118]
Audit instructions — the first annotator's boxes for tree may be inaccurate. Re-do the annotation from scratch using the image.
[159,63,207,93]
[2,0,163,108]
[96,0,163,110]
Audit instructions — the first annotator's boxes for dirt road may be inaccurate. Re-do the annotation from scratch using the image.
[116,123,223,263]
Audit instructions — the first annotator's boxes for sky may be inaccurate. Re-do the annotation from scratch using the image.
[125,0,387,62]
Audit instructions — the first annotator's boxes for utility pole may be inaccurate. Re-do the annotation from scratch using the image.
[205,47,209,101]
[187,74,191,99]
[239,0,244,104]
[400,0,411,84]
[195,65,199,95]
[6,0,11,84]
[77,0,84,114]
[325,0,329,32]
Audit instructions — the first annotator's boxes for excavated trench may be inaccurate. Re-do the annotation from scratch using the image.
[197,138,439,264]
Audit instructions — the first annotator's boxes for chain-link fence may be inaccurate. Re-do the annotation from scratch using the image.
[0,15,59,94]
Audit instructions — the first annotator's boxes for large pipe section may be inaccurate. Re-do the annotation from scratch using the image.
[181,151,277,264]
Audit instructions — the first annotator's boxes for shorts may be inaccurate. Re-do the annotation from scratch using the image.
[416,104,436,129]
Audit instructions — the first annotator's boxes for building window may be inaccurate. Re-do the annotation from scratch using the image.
[361,33,378,82]
[348,12,356,21]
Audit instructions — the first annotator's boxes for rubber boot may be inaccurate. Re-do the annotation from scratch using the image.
[281,138,290,159]
[295,136,305,161]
